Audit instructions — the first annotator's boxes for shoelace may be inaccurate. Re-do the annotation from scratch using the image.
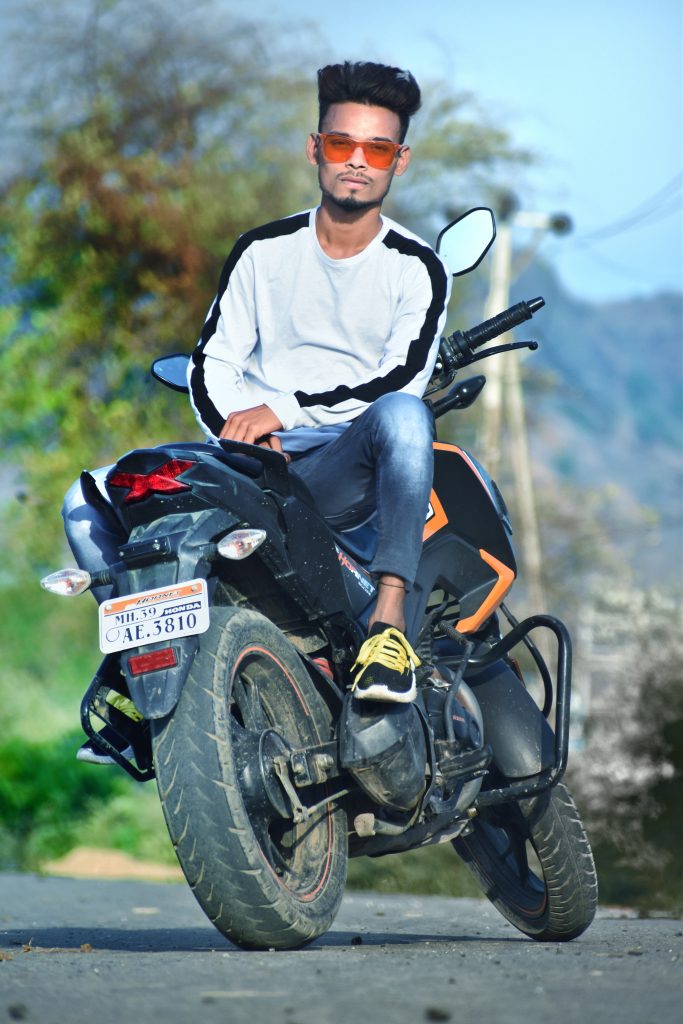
[106,691,143,722]
[351,627,421,684]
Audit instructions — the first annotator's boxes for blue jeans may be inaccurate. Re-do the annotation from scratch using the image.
[62,466,118,603]
[62,393,434,599]
[290,392,434,586]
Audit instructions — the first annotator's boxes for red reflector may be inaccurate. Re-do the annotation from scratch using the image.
[128,647,178,676]
[109,459,194,503]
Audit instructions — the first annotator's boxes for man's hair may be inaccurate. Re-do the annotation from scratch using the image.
[317,61,421,143]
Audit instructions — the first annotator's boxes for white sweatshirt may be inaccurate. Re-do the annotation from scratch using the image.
[188,208,451,452]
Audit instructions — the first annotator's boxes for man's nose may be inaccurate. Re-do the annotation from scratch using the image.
[346,144,367,166]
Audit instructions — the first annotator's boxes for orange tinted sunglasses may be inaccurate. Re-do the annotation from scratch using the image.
[316,132,404,169]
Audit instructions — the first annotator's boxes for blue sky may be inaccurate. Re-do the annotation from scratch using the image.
[235,0,682,303]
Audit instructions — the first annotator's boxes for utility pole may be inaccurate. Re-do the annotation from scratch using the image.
[480,217,512,480]
[479,195,571,622]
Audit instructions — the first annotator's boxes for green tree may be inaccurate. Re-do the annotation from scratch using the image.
[0,0,527,570]
[0,1,316,567]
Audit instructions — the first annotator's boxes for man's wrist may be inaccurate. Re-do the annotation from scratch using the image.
[267,393,300,432]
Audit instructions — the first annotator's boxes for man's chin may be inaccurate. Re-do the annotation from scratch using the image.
[323,190,383,214]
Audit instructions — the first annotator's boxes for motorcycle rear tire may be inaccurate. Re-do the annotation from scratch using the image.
[453,781,597,941]
[151,606,347,950]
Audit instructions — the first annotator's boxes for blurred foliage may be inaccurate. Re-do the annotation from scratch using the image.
[347,843,482,897]
[0,1,314,567]
[0,580,99,741]
[567,593,683,914]
[0,729,127,869]
[0,0,527,571]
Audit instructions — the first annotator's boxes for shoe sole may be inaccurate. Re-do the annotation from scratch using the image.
[353,675,417,703]
[76,745,134,766]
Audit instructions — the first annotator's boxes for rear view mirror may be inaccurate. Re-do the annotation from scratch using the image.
[151,353,190,393]
[436,208,496,276]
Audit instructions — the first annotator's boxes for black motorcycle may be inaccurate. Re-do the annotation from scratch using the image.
[42,208,597,950]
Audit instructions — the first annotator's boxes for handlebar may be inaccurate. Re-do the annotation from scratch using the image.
[462,296,545,351]
[441,296,545,372]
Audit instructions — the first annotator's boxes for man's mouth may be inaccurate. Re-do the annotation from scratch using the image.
[339,174,371,187]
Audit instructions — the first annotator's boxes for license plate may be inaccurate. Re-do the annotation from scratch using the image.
[99,579,210,654]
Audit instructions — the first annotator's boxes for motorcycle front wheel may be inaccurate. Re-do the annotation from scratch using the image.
[151,606,347,950]
[453,781,598,941]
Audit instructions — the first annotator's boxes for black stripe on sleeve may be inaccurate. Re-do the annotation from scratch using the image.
[189,213,310,436]
[294,230,448,411]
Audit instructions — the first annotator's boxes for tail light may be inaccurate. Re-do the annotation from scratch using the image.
[108,459,194,503]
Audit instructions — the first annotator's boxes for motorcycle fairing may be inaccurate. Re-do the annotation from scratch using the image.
[457,550,515,633]
[335,545,378,615]
[413,443,516,637]
[426,443,515,563]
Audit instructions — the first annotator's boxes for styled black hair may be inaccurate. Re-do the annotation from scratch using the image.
[317,61,421,142]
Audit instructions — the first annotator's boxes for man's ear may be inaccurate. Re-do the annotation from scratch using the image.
[306,133,319,167]
[394,145,411,177]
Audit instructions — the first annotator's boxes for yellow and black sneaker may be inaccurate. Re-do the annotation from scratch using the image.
[350,622,421,703]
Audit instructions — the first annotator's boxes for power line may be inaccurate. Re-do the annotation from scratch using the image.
[566,237,669,289]
[573,173,683,245]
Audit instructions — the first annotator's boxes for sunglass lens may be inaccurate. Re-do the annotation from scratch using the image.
[320,135,399,169]
[321,135,354,161]
[364,142,396,168]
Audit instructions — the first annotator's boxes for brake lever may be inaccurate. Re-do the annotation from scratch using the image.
[425,339,538,395]
[459,339,538,366]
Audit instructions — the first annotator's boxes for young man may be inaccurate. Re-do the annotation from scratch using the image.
[189,61,451,702]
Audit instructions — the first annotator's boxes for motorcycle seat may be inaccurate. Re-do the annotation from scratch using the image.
[167,440,320,507]
[167,440,376,566]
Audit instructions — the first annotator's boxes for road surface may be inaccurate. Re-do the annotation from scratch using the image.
[0,873,680,1024]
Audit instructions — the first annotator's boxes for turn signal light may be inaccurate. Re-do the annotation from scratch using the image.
[40,568,92,596]
[217,528,267,560]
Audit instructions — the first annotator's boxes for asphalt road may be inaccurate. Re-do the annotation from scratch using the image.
[0,873,680,1024]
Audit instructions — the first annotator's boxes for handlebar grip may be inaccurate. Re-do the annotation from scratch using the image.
[462,297,545,351]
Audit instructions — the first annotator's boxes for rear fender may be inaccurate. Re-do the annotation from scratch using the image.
[463,659,555,778]
[111,508,237,720]
[296,653,344,726]
[122,636,200,720]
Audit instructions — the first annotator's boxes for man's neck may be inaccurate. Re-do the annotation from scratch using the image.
[315,200,384,260]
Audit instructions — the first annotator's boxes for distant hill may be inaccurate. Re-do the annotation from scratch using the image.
[508,262,682,587]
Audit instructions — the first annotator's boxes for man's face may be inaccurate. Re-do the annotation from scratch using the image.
[307,102,411,214]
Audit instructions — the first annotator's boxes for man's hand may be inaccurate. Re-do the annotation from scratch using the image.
[257,433,290,460]
[220,404,282,443]
[220,405,289,459]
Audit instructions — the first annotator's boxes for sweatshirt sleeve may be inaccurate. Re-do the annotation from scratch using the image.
[188,217,315,439]
[187,240,259,440]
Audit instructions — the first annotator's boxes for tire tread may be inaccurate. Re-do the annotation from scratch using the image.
[151,606,347,950]
[455,781,598,941]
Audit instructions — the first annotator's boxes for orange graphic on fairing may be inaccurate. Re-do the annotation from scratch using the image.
[456,549,515,633]
[423,489,448,541]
